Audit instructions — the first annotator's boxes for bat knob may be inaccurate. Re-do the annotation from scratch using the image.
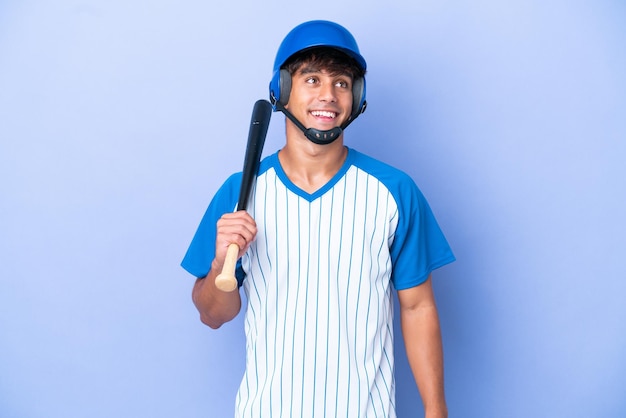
[215,274,238,292]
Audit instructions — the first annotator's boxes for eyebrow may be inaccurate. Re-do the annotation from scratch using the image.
[297,65,322,75]
[297,66,352,79]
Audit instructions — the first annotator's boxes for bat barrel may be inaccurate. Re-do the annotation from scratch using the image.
[237,99,272,211]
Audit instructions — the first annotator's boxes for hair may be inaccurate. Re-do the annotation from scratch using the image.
[282,46,366,80]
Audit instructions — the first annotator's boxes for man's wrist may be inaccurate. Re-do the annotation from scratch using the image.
[210,259,224,276]
[424,403,448,418]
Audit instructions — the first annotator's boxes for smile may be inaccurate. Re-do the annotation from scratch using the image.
[310,110,337,118]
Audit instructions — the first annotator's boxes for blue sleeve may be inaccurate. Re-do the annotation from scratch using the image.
[181,173,243,281]
[389,177,455,290]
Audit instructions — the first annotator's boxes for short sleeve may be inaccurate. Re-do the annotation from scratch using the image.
[181,173,241,279]
[388,178,455,290]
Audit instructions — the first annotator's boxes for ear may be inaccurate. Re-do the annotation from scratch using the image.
[279,69,292,106]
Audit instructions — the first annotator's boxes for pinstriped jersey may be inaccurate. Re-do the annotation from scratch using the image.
[182,147,455,418]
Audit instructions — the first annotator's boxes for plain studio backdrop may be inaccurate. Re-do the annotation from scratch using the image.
[1,1,624,417]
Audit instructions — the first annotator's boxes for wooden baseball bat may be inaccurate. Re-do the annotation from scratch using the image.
[214,99,272,292]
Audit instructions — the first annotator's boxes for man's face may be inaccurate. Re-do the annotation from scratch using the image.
[285,64,354,132]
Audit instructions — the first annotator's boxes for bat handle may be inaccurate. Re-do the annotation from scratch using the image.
[215,243,240,292]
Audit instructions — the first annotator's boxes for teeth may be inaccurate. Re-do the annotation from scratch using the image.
[311,110,336,118]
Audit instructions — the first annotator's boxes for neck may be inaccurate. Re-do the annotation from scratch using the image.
[278,137,348,194]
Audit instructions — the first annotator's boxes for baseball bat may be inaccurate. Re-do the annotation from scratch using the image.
[214,99,272,292]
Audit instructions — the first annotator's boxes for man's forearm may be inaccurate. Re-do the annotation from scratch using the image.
[192,260,241,329]
[400,304,447,418]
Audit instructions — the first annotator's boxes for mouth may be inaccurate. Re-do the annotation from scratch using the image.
[310,110,338,119]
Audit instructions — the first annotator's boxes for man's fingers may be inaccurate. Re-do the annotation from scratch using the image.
[215,211,258,262]
[217,220,257,243]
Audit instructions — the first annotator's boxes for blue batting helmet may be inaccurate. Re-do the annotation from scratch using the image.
[269,20,367,120]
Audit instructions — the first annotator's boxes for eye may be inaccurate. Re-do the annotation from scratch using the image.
[335,80,350,89]
[305,77,318,84]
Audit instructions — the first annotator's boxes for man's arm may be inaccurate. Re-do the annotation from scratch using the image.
[191,210,257,329]
[397,275,448,418]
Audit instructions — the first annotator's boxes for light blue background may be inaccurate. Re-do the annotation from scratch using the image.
[1,1,625,417]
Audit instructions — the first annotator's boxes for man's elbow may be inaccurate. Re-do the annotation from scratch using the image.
[192,278,240,329]
[198,307,239,329]
[199,313,225,329]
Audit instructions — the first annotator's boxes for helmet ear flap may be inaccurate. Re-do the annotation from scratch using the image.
[279,69,292,106]
[351,76,366,116]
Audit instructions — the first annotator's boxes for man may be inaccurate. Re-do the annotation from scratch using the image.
[182,20,455,418]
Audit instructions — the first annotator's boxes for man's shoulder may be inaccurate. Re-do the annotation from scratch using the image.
[348,148,414,184]
[257,150,280,176]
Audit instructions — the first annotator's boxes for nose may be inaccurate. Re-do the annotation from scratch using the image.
[317,82,337,103]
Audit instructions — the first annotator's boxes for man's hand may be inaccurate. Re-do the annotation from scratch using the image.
[213,210,257,270]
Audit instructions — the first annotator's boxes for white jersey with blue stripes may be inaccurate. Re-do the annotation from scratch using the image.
[182,147,455,418]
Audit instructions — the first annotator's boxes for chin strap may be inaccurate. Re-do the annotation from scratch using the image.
[272,98,359,145]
